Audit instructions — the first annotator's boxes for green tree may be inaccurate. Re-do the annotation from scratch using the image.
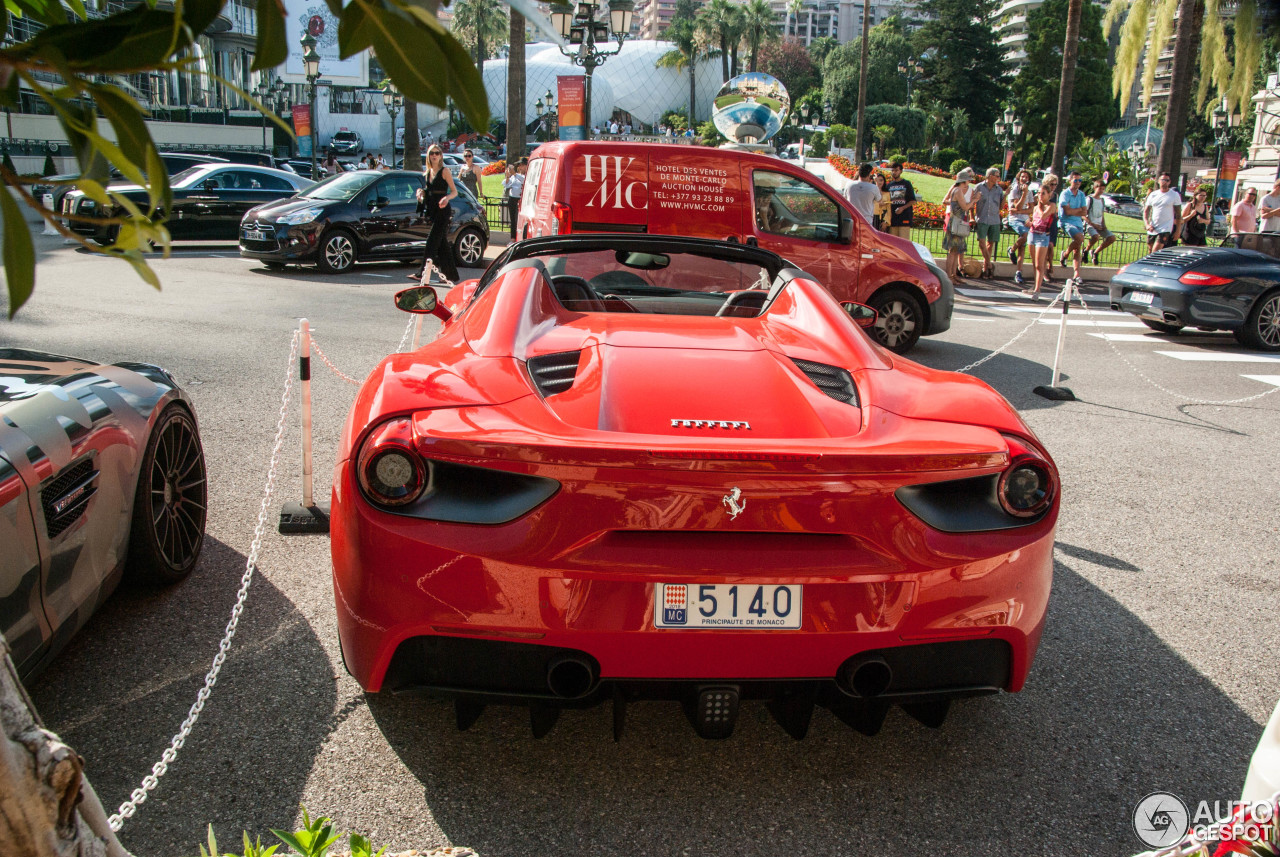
[452,0,509,84]
[871,124,895,156]
[807,35,839,67]
[822,17,914,124]
[699,0,740,82]
[0,0,488,317]
[657,11,710,125]
[742,0,780,72]
[865,104,927,150]
[759,39,819,105]
[1010,0,1117,169]
[912,0,1009,131]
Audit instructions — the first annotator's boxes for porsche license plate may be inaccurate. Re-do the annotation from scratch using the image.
[655,583,801,629]
[1130,291,1156,305]
[243,228,269,241]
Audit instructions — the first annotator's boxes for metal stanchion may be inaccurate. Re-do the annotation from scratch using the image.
[1034,282,1077,401]
[279,318,331,534]
[41,193,58,235]
[411,315,424,351]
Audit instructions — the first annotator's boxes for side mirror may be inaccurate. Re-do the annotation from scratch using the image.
[842,302,877,329]
[369,196,389,209]
[394,285,452,320]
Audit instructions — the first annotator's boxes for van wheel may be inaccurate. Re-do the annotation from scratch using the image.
[868,288,923,353]
[317,229,357,274]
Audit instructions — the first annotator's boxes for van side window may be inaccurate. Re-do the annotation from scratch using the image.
[520,158,545,217]
[751,170,843,243]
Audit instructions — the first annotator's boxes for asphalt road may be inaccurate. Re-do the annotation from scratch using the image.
[5,237,1278,857]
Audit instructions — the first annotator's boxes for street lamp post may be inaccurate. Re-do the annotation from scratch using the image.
[535,89,558,142]
[301,32,321,179]
[550,0,633,133]
[993,107,1021,180]
[382,83,403,161]
[256,76,287,154]
[799,102,810,166]
[897,56,923,104]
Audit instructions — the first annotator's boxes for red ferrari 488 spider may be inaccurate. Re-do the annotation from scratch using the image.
[331,235,1058,739]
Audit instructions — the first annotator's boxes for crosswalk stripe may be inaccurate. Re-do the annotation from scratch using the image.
[1036,319,1146,327]
[956,287,1111,303]
[1154,351,1280,363]
[1087,333,1235,343]
[952,314,1000,322]
[1241,374,1280,387]
[993,306,1131,317]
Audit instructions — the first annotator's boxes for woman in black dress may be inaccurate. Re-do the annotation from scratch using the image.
[413,145,460,282]
[1181,187,1211,246]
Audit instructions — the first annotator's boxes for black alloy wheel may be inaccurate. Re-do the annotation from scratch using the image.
[868,287,923,353]
[454,227,486,268]
[127,404,207,584]
[318,229,357,274]
[1236,290,1280,352]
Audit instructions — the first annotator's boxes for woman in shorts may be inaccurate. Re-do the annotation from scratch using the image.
[1025,186,1057,299]
[1006,169,1033,286]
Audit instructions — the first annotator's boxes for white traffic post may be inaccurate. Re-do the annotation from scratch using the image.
[1034,283,1077,401]
[299,318,314,508]
[41,194,58,235]
[411,315,424,351]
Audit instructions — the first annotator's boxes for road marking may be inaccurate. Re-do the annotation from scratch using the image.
[956,287,1111,303]
[994,306,1131,317]
[952,314,1000,322]
[361,273,392,278]
[1154,351,1280,363]
[1087,333,1235,343]
[1241,374,1280,387]
[1036,319,1146,327]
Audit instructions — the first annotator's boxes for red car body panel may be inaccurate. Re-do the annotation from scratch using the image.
[333,238,1056,723]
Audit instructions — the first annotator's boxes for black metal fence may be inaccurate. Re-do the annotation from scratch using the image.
[480,195,510,232]
[909,226,1161,267]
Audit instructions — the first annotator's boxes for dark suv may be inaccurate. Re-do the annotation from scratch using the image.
[329,131,363,155]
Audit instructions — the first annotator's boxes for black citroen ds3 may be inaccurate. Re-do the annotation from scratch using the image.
[239,169,489,274]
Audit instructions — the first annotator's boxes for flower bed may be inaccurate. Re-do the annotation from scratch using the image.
[481,160,506,176]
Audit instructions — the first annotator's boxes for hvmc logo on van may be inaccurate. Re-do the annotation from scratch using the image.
[582,155,648,209]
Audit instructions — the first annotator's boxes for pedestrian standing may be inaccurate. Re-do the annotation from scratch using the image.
[503,160,526,240]
[412,144,460,283]
[885,163,916,242]
[1084,178,1116,264]
[1258,179,1280,231]
[1232,188,1259,245]
[1040,174,1060,283]
[872,171,890,230]
[457,148,481,200]
[1180,187,1211,246]
[942,167,977,283]
[844,163,882,224]
[973,167,1005,279]
[1143,172,1183,251]
[1057,171,1088,285]
[1006,169,1033,286]
[1025,185,1057,299]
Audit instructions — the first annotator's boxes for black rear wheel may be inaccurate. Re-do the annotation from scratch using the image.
[1141,319,1184,334]
[1235,290,1280,352]
[127,404,207,585]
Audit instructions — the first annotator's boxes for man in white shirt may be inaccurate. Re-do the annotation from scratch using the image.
[1258,179,1280,231]
[1143,172,1183,251]
[843,162,882,224]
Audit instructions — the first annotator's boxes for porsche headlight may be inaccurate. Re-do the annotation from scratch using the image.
[277,207,324,225]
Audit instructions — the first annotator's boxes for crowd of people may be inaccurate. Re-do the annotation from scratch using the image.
[840,159,1277,297]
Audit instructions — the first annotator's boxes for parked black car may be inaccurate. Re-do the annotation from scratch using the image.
[1110,238,1280,351]
[62,163,312,243]
[34,152,229,221]
[329,130,363,155]
[238,169,490,274]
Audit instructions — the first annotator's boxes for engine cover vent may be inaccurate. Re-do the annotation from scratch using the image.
[41,457,97,539]
[790,358,858,406]
[526,351,583,397]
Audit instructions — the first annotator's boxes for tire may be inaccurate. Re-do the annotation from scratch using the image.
[1235,290,1280,352]
[453,227,486,268]
[317,229,357,274]
[126,404,206,585]
[1141,319,1184,334]
[93,226,120,247]
[868,287,924,354]
[264,262,287,271]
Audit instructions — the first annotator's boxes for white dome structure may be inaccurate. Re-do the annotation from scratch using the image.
[483,40,724,130]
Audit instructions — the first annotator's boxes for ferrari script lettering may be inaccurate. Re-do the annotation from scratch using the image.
[670,419,751,429]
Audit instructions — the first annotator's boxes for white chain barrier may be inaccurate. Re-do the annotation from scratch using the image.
[108,330,301,832]
[310,337,363,386]
[955,291,1065,375]
[1071,289,1280,406]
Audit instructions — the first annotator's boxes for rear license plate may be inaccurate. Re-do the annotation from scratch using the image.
[243,229,269,241]
[1130,291,1156,305]
[655,583,801,629]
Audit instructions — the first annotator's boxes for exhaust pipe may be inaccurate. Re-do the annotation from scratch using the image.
[1110,302,1122,312]
[546,654,597,699]
[1163,311,1181,324]
[837,655,893,699]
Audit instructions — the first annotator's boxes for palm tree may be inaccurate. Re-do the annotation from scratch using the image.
[924,100,948,146]
[787,0,804,40]
[854,0,871,160]
[507,11,526,161]
[402,101,421,171]
[451,0,508,84]
[872,124,895,157]
[657,17,707,126]
[699,0,737,82]
[741,0,778,72]
[1050,0,1083,174]
[726,3,745,78]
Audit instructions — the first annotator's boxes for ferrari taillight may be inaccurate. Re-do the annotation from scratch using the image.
[357,417,426,508]
[551,202,571,235]
[998,435,1056,519]
[1178,270,1233,286]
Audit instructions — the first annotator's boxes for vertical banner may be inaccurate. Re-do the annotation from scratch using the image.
[558,76,586,141]
[1003,148,1014,176]
[1217,150,1241,203]
[293,105,313,156]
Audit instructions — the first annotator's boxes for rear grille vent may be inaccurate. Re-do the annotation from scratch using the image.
[526,351,582,397]
[1143,249,1211,268]
[790,358,858,406]
[41,458,97,539]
